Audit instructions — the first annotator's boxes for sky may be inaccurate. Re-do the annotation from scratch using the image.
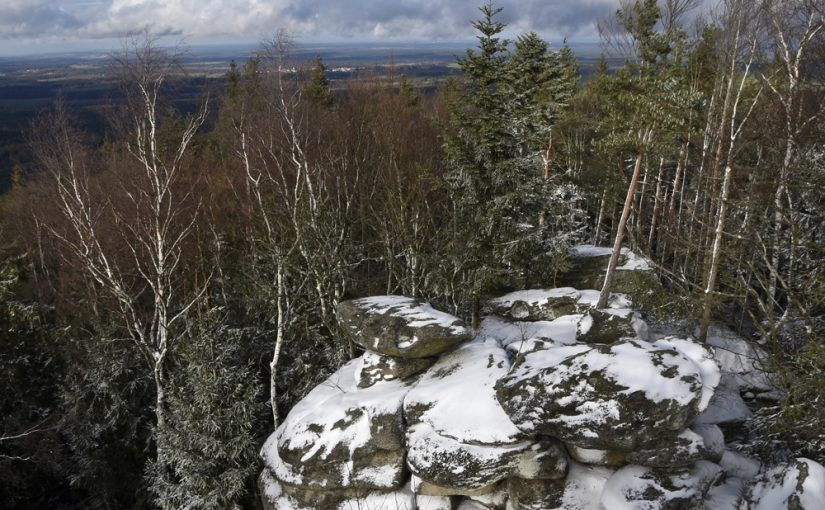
[0,0,623,56]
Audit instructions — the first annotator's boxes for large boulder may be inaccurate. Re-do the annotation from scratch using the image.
[601,461,722,509]
[338,295,471,358]
[404,339,539,491]
[260,358,411,491]
[485,288,635,322]
[739,458,825,510]
[694,374,753,426]
[576,308,647,344]
[496,337,720,451]
[556,245,662,305]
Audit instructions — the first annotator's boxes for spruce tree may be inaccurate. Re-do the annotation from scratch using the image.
[305,55,334,109]
[148,308,263,510]
[443,2,585,324]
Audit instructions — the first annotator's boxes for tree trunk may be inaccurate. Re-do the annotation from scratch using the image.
[593,185,609,245]
[597,146,647,309]
[699,164,733,342]
[270,262,286,427]
[648,157,666,253]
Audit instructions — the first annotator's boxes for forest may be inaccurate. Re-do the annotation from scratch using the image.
[0,0,823,508]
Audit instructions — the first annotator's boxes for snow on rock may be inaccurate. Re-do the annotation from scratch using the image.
[337,295,471,358]
[569,244,653,272]
[625,428,711,469]
[740,458,825,510]
[575,308,648,344]
[704,450,761,510]
[692,424,725,463]
[554,461,616,510]
[336,482,416,510]
[261,285,735,509]
[565,444,628,467]
[260,471,416,510]
[405,339,523,445]
[261,358,410,490]
[496,337,719,451]
[704,324,774,393]
[356,351,435,388]
[694,374,753,426]
[479,315,582,350]
[485,287,632,322]
[409,475,453,509]
[601,461,722,509]
[404,339,538,490]
[457,500,493,510]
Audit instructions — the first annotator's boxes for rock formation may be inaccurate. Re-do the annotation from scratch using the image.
[258,247,825,510]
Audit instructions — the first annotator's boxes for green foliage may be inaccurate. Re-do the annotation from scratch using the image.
[0,254,78,509]
[751,341,825,462]
[442,2,586,313]
[617,0,673,69]
[60,329,155,509]
[148,309,264,510]
[305,56,334,109]
[398,75,418,107]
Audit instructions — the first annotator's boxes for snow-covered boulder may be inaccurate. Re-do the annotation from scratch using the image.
[692,424,726,463]
[356,351,435,388]
[485,287,634,322]
[486,288,584,321]
[739,458,825,510]
[496,337,720,451]
[575,308,647,344]
[601,461,722,509]
[704,325,775,394]
[694,374,753,426]
[555,461,616,510]
[260,358,410,491]
[705,450,761,510]
[404,340,545,490]
[337,295,471,358]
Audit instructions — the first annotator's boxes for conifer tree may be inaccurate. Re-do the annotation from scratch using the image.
[444,2,585,324]
[148,308,263,510]
[305,55,334,109]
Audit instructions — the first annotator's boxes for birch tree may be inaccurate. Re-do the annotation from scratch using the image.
[33,37,207,434]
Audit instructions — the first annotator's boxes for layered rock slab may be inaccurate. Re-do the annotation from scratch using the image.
[404,339,559,491]
[496,337,719,451]
[260,359,410,491]
[337,295,471,358]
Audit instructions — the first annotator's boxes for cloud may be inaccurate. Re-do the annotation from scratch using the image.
[0,0,84,38]
[0,0,622,43]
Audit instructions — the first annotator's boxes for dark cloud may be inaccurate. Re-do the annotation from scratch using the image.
[281,0,617,40]
[0,0,622,48]
[0,1,84,38]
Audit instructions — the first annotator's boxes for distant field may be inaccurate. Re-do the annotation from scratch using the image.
[0,42,613,193]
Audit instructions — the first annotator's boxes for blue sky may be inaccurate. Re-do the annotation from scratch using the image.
[0,0,622,56]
